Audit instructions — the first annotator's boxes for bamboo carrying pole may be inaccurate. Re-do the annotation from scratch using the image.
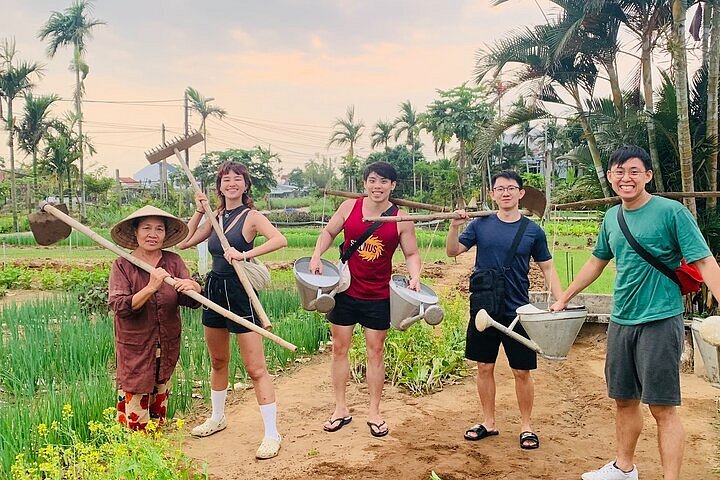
[38,202,296,352]
[321,189,449,213]
[363,209,532,223]
[146,132,273,330]
[552,191,720,210]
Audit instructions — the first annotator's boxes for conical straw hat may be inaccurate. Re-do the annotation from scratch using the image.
[111,205,188,249]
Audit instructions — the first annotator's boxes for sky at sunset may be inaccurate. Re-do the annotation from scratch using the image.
[2,1,560,179]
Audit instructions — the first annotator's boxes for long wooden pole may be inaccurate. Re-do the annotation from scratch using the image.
[321,189,449,213]
[552,191,720,210]
[171,148,273,330]
[39,202,296,351]
[363,209,532,223]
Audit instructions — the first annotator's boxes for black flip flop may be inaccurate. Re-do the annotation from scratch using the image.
[367,421,389,437]
[323,415,352,432]
[464,424,499,441]
[519,431,539,449]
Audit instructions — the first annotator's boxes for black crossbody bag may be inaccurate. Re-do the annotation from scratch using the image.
[339,204,398,263]
[469,216,529,319]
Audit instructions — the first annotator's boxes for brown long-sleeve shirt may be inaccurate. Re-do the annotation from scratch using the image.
[108,251,200,393]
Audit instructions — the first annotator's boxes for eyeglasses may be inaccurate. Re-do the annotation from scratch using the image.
[492,186,520,193]
[610,169,646,179]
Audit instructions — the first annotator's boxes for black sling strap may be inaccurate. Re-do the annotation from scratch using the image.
[503,216,530,268]
[339,203,398,263]
[616,207,682,288]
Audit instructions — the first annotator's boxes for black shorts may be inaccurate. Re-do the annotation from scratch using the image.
[327,293,390,331]
[465,311,537,371]
[202,271,262,334]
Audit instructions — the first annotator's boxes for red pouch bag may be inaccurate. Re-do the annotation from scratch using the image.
[675,258,703,295]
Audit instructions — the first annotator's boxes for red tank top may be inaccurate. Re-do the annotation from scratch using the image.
[343,198,400,299]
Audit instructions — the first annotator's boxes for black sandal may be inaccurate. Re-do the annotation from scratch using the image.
[367,421,389,437]
[520,431,539,449]
[464,424,499,441]
[323,415,352,432]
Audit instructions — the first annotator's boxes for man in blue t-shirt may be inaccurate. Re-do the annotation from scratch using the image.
[447,170,562,450]
[552,146,720,480]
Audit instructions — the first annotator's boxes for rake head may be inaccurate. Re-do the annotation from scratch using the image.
[29,202,71,246]
[145,130,204,164]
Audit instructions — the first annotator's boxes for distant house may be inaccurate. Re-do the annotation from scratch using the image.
[269,184,299,198]
[119,176,143,191]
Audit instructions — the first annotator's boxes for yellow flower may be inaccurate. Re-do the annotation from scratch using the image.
[51,421,59,431]
[37,423,48,437]
[175,418,185,428]
[62,404,73,419]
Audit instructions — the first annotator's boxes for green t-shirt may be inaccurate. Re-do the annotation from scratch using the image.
[593,196,711,325]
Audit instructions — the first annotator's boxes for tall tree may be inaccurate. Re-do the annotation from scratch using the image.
[370,120,393,150]
[423,83,493,202]
[17,93,59,192]
[0,39,42,231]
[39,0,105,221]
[671,0,697,216]
[475,20,612,197]
[328,105,364,191]
[393,101,421,195]
[621,0,672,191]
[185,86,227,157]
[706,1,720,208]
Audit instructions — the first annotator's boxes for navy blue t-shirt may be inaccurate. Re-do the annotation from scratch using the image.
[458,214,552,315]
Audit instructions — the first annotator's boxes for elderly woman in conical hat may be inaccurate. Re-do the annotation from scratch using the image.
[108,205,201,431]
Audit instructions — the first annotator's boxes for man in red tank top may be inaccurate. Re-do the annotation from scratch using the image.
[310,161,421,438]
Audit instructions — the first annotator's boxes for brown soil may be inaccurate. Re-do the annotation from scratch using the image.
[185,255,720,479]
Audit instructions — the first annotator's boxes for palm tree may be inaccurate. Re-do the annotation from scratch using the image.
[185,86,227,157]
[670,0,697,216]
[328,105,364,191]
[706,2,720,209]
[39,0,105,221]
[621,0,672,192]
[17,94,59,192]
[370,120,393,150]
[393,101,420,195]
[0,39,43,231]
[475,20,612,197]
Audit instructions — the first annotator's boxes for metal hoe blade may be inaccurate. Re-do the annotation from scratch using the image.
[29,203,72,245]
[519,186,547,218]
[145,131,204,164]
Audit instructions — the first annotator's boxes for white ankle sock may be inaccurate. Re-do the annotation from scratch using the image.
[259,402,280,440]
[210,389,227,422]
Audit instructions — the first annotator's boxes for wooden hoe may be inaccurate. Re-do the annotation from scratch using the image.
[28,201,296,352]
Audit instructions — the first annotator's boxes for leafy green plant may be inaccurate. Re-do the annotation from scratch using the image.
[350,295,470,395]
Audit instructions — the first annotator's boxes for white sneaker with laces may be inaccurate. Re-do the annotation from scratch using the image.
[581,461,638,480]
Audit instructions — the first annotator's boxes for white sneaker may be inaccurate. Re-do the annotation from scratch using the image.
[581,461,638,480]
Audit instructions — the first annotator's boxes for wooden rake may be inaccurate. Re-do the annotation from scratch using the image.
[28,202,296,351]
[145,131,273,330]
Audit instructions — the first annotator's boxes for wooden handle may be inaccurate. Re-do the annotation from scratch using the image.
[173,149,273,330]
[321,189,449,213]
[41,203,296,351]
[363,209,531,223]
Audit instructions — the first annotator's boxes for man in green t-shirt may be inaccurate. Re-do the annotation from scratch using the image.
[551,145,720,480]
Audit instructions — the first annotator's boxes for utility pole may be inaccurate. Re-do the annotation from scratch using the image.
[184,89,190,166]
[161,123,167,201]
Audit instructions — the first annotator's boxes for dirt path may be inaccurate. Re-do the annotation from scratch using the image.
[184,326,719,479]
[185,254,720,479]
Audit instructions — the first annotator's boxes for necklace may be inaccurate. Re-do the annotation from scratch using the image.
[223,206,240,219]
